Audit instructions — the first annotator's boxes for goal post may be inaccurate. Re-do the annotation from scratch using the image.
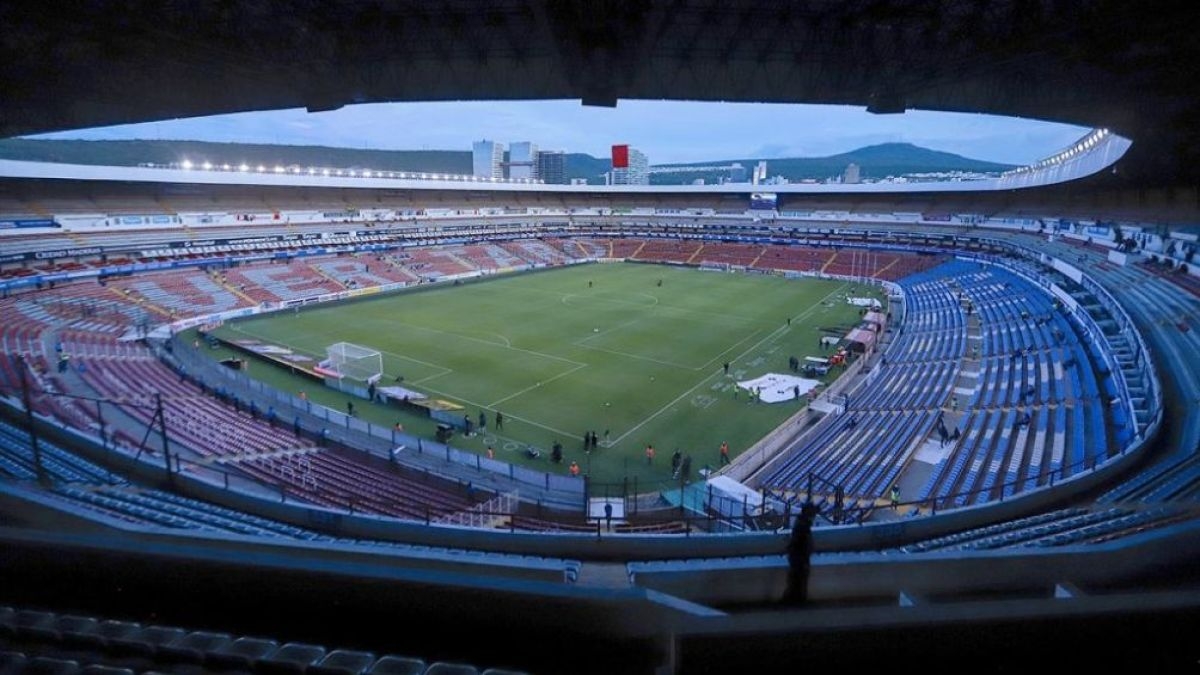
[320,342,383,384]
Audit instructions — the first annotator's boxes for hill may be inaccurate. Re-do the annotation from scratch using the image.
[0,138,621,185]
[650,143,1016,185]
[0,139,1014,185]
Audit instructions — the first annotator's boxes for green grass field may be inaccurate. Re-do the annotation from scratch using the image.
[206,262,881,485]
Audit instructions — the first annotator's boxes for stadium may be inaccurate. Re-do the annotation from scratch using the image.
[1,2,1199,674]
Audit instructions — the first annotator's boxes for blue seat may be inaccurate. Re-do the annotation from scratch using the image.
[367,656,427,675]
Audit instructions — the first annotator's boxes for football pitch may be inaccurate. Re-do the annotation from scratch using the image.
[208,262,881,485]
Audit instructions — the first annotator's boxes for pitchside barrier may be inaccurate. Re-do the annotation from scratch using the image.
[167,344,586,501]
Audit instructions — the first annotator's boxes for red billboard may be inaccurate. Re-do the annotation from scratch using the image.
[611,144,629,169]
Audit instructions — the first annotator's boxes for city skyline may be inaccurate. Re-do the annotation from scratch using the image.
[25,100,1090,167]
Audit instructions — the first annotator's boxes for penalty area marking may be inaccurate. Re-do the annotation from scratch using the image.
[227,323,455,379]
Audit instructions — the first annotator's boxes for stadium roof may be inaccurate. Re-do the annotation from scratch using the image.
[1,1,1198,188]
[0,149,1124,193]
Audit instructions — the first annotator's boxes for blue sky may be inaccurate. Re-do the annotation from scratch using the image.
[29,100,1090,166]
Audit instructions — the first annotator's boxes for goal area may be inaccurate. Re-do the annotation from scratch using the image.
[319,342,383,384]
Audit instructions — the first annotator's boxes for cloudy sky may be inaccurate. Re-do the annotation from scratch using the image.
[29,99,1090,166]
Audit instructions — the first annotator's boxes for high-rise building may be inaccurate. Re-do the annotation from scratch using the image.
[728,163,748,183]
[536,150,566,184]
[611,144,649,185]
[507,141,538,180]
[843,163,861,184]
[472,140,504,178]
[752,161,768,185]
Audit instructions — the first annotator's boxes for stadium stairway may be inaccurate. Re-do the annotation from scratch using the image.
[304,262,350,292]
[208,271,261,307]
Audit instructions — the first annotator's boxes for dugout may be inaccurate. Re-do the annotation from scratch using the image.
[863,310,887,332]
[844,328,877,353]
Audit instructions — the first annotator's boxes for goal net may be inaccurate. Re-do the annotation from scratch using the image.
[320,342,383,383]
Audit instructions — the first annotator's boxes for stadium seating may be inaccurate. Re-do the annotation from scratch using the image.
[236,450,474,521]
[0,221,1183,563]
[224,262,345,303]
[0,420,118,485]
[631,239,702,263]
[111,270,251,318]
[0,605,528,675]
[899,505,1188,552]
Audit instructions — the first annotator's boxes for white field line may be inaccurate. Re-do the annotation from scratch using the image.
[574,313,763,372]
[487,362,589,408]
[571,343,700,370]
[574,316,646,345]
[694,326,770,371]
[357,315,586,367]
[415,381,583,439]
[549,287,764,322]
[609,282,849,446]
[228,324,454,379]
[234,321,582,438]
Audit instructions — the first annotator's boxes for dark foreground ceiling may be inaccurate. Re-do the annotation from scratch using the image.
[2,0,1199,188]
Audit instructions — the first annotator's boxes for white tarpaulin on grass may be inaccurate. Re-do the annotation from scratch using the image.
[847,296,881,308]
[736,373,821,403]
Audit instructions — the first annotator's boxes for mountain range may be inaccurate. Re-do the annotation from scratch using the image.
[0,139,1015,185]
[650,143,1015,184]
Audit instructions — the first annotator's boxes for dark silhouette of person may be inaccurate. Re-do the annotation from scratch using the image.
[783,502,820,606]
